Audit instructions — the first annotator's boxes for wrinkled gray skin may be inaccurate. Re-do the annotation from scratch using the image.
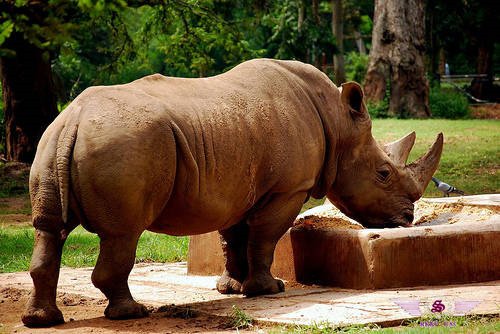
[22,59,443,327]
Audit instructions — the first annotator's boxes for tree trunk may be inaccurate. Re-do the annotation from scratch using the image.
[353,30,366,55]
[312,0,320,25]
[364,0,430,118]
[332,0,346,85]
[297,0,305,32]
[0,33,58,162]
[470,41,494,101]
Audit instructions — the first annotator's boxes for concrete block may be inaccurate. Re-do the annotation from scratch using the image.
[187,195,500,289]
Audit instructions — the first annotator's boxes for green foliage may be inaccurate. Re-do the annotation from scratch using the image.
[366,79,391,119]
[49,2,267,102]
[52,6,150,101]
[151,2,263,78]
[429,88,471,119]
[229,305,254,329]
[366,99,390,119]
[261,0,335,62]
[0,83,3,154]
[345,51,368,83]
[0,20,14,48]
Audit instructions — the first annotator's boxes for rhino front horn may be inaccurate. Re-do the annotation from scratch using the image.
[408,133,444,194]
[384,131,416,166]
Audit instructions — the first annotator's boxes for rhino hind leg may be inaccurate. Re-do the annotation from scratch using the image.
[217,221,249,294]
[22,229,69,327]
[91,234,148,320]
[242,192,307,297]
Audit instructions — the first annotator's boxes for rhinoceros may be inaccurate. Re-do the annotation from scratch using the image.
[22,58,443,327]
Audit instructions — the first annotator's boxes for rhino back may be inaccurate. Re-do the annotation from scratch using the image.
[71,59,333,235]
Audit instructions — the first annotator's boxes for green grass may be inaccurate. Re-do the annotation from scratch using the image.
[229,305,255,330]
[270,315,500,333]
[371,119,499,196]
[0,226,188,273]
[0,226,33,272]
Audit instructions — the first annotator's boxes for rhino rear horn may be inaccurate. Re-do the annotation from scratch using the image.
[384,131,416,166]
[408,133,444,195]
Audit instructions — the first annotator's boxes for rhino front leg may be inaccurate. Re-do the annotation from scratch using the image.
[22,229,67,327]
[242,192,307,297]
[217,221,249,294]
[91,234,148,320]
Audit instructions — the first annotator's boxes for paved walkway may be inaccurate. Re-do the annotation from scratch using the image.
[1,263,498,326]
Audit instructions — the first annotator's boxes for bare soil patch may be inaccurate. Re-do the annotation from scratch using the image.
[0,197,31,227]
[0,288,259,334]
[470,103,500,119]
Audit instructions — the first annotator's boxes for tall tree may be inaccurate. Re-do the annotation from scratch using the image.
[467,1,498,100]
[331,0,346,84]
[364,0,430,118]
[1,32,58,162]
[0,0,123,162]
[0,1,65,162]
[0,1,259,162]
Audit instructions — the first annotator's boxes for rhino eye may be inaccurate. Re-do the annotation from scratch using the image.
[376,167,391,183]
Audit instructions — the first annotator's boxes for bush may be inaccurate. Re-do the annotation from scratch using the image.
[345,52,369,83]
[0,82,3,155]
[366,99,390,119]
[430,88,471,119]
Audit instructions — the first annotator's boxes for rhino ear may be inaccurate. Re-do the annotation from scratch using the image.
[341,82,368,119]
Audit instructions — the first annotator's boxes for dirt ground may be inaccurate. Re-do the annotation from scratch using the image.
[470,103,500,119]
[0,196,31,227]
[0,288,261,334]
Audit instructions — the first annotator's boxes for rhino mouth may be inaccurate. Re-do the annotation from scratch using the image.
[393,220,413,228]
[357,210,414,228]
[384,210,414,228]
[333,201,414,228]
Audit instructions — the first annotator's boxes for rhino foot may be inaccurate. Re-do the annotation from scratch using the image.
[242,276,285,297]
[22,303,64,328]
[217,275,243,294]
[104,300,149,320]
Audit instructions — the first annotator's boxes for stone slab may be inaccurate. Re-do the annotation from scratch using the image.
[187,195,500,289]
[1,263,498,327]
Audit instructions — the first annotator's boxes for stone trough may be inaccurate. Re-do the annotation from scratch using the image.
[188,194,500,289]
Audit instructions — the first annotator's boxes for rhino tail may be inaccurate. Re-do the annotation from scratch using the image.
[55,106,80,224]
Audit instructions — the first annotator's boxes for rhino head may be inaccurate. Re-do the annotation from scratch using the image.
[326,82,443,228]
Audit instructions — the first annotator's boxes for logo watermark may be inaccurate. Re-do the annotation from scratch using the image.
[431,300,446,313]
[420,320,457,328]
[392,299,482,327]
